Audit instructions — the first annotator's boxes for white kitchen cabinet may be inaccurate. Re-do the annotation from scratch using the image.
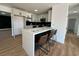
[20,11,26,16]
[20,11,31,17]
[12,8,22,15]
[21,11,31,17]
[31,14,38,22]
[12,8,32,18]
[37,13,48,22]
[26,12,32,18]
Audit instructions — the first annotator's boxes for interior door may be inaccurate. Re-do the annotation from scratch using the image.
[77,24,79,36]
[12,16,24,36]
[67,19,76,33]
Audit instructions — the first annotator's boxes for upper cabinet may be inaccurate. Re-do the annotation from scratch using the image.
[37,13,48,22]
[31,10,52,22]
[12,8,22,15]
[21,11,32,18]
[31,14,38,22]
[12,8,32,18]
[20,10,26,16]
[26,12,32,18]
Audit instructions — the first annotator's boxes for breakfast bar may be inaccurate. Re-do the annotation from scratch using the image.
[22,27,53,56]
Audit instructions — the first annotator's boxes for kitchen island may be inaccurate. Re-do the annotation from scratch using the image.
[22,27,53,56]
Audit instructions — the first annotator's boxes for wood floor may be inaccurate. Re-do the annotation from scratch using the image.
[0,30,79,56]
[0,30,27,56]
[35,33,79,56]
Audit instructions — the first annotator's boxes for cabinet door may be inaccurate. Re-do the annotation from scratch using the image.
[13,9,19,15]
[31,14,38,22]
[21,11,26,16]
[27,13,32,18]
[13,8,22,15]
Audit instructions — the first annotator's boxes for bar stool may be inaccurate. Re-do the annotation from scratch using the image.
[47,29,57,51]
[35,34,49,56]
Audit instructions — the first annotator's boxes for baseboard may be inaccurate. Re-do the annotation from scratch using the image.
[0,28,11,31]
[55,41,64,45]
[76,35,79,39]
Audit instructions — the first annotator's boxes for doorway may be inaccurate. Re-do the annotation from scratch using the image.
[0,11,12,40]
[67,18,76,34]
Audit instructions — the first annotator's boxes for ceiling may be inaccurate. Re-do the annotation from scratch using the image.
[69,3,79,15]
[0,3,78,14]
[0,3,54,14]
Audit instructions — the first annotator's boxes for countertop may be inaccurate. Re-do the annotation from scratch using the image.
[23,27,53,35]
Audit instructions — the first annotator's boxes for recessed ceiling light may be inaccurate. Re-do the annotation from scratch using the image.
[34,9,38,12]
[73,11,78,13]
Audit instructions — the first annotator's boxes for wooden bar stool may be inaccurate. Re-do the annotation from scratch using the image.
[35,34,49,56]
[47,29,57,51]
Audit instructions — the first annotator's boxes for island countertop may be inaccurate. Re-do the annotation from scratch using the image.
[22,27,53,56]
[23,27,53,35]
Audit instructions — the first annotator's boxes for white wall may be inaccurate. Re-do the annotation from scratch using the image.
[48,9,52,22]
[51,4,68,44]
